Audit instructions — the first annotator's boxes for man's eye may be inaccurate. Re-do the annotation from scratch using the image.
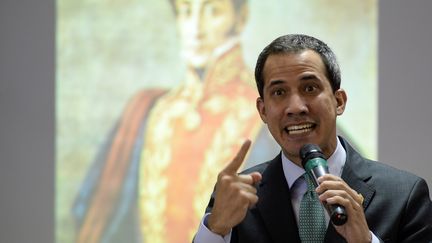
[178,4,191,17]
[305,85,317,93]
[273,89,285,96]
[203,4,219,16]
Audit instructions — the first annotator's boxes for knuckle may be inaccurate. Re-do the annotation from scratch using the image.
[319,181,329,188]
[218,173,232,183]
[251,195,259,204]
[216,176,236,190]
[217,172,225,180]
[237,191,249,203]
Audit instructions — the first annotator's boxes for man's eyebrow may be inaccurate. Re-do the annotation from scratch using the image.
[268,80,285,87]
[300,74,318,81]
[269,79,285,86]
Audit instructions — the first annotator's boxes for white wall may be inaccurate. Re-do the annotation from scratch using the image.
[378,0,432,194]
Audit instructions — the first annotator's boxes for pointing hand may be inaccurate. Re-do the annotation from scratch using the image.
[208,140,262,235]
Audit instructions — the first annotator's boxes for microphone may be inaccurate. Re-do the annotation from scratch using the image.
[299,144,347,226]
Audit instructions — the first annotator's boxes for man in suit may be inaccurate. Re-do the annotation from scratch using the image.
[194,34,432,242]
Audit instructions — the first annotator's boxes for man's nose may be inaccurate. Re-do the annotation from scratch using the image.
[189,8,205,37]
[285,94,308,116]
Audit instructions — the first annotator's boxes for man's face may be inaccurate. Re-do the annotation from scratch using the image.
[175,0,238,69]
[256,50,347,165]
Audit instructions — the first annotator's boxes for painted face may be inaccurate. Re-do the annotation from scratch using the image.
[256,50,347,165]
[175,0,238,69]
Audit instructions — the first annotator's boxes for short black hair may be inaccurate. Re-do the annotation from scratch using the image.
[254,34,341,98]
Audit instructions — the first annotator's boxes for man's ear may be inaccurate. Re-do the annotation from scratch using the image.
[256,97,267,123]
[335,89,347,116]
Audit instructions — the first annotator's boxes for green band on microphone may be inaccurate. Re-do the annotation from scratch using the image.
[304,157,328,173]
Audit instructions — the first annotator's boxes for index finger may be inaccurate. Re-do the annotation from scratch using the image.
[222,139,251,174]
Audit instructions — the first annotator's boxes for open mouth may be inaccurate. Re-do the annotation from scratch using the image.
[285,123,316,135]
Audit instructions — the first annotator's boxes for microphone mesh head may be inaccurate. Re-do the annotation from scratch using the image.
[299,144,324,168]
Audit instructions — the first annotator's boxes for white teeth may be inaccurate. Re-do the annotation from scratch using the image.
[286,124,314,134]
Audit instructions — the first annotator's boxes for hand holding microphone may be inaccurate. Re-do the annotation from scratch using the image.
[300,144,348,226]
[299,144,374,242]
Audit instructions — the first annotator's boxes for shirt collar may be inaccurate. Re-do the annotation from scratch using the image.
[281,137,346,189]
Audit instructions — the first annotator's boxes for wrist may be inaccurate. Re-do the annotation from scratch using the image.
[360,230,372,243]
[207,214,230,236]
[366,232,372,243]
[356,231,372,243]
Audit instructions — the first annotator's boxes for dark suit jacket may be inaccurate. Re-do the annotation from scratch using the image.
[203,137,432,242]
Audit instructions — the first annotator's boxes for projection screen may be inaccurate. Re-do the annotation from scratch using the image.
[56,0,377,242]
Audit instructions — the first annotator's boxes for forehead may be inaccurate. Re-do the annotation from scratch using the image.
[262,50,327,83]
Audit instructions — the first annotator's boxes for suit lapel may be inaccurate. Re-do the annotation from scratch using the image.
[256,155,301,243]
[340,137,376,211]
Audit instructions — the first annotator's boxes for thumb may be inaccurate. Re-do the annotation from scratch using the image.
[250,172,262,184]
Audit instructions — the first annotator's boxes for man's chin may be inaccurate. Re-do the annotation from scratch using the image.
[182,53,210,69]
[283,140,314,159]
